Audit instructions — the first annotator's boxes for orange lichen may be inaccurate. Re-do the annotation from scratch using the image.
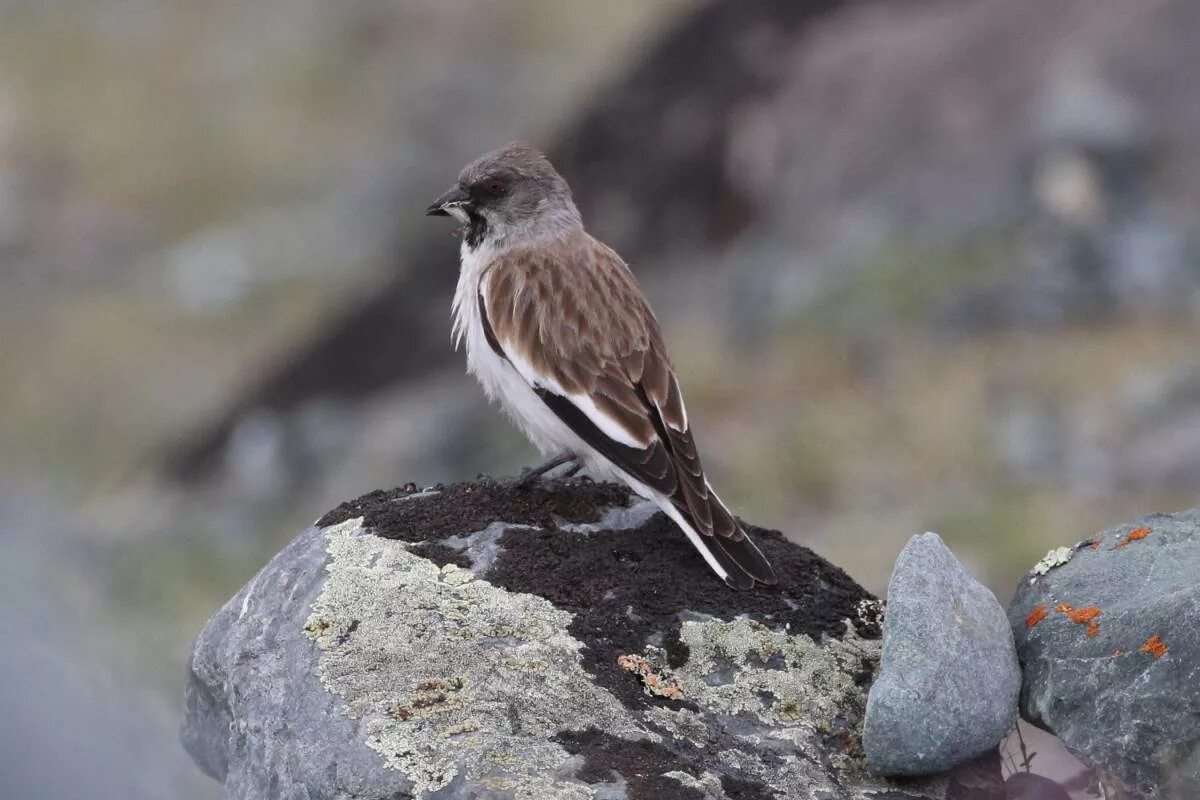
[1088,539,1101,550]
[617,654,643,671]
[1047,602,1103,638]
[617,654,685,700]
[1065,606,1101,624]
[1139,635,1168,659]
[1115,526,1151,549]
[1025,604,1048,628]
[1113,649,1124,657]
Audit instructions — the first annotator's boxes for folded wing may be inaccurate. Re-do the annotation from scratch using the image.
[479,235,777,589]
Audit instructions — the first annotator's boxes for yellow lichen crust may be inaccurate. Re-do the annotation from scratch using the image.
[305,518,644,798]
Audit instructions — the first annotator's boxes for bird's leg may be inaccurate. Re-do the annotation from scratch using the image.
[514,452,579,487]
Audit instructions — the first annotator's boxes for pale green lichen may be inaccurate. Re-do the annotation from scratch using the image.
[1032,545,1074,576]
[664,770,725,795]
[643,618,945,799]
[856,597,885,629]
[305,517,644,798]
[674,617,874,726]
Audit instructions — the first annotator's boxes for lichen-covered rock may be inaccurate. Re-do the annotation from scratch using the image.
[862,533,1019,776]
[182,478,948,799]
[1008,510,1200,799]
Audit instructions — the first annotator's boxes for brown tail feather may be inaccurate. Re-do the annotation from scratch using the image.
[673,494,777,589]
[711,524,778,587]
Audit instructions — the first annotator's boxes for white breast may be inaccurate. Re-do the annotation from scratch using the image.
[452,242,589,459]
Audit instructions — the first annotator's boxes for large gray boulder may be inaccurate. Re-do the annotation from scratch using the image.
[863,533,1020,776]
[1008,510,1200,799]
[182,478,949,799]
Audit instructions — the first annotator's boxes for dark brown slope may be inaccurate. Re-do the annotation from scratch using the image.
[162,0,847,482]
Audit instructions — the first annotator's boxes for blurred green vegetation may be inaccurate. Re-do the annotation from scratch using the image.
[789,233,1017,334]
[677,301,1199,595]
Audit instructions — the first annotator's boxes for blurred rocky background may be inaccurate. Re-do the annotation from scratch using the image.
[1,0,1198,797]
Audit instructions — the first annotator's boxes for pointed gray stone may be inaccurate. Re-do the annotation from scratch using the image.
[864,532,1020,776]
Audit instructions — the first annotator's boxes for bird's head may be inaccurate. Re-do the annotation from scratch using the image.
[425,142,580,249]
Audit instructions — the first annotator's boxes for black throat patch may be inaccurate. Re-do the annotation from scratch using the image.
[464,211,488,250]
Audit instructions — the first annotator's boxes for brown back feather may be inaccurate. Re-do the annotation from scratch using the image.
[481,230,776,585]
[483,231,708,505]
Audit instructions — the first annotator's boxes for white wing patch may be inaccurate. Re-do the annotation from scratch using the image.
[501,346,648,449]
[472,269,651,452]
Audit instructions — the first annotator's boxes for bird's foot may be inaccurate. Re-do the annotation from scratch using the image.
[513,453,581,488]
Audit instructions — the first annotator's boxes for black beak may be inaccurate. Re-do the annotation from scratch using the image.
[425,185,470,216]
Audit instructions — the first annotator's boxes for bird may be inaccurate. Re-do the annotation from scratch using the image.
[425,142,777,590]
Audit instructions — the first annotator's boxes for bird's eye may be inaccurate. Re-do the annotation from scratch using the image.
[487,179,505,195]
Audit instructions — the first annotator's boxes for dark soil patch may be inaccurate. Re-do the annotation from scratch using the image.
[409,541,472,569]
[553,728,706,800]
[720,773,778,800]
[483,491,878,709]
[317,477,878,711]
[315,478,630,540]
